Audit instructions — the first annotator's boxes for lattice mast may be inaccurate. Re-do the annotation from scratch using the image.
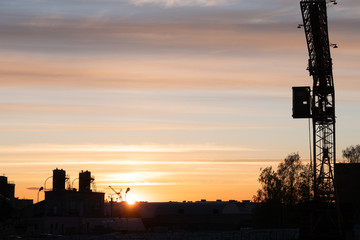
[300,0,336,201]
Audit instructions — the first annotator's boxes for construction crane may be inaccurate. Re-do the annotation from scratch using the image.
[293,0,337,202]
[109,186,123,202]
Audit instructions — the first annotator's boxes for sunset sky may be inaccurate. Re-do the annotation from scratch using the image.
[1,0,359,203]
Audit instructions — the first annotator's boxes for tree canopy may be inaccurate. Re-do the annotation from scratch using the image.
[342,145,360,163]
[254,153,312,205]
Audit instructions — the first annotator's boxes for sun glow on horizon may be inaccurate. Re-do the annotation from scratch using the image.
[126,198,136,205]
[125,192,143,204]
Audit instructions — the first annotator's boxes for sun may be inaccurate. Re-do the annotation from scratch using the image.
[125,194,137,205]
[126,198,136,205]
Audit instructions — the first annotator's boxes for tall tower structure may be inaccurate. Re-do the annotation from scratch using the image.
[79,170,94,192]
[293,0,336,202]
[53,168,66,192]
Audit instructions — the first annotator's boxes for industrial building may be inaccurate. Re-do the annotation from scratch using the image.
[8,163,360,239]
[106,199,255,230]
[0,176,33,212]
[3,168,256,236]
[43,169,104,218]
[135,200,255,231]
[20,169,106,235]
[0,176,15,200]
[335,163,360,238]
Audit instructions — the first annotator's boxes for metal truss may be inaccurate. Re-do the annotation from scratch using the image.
[300,0,336,202]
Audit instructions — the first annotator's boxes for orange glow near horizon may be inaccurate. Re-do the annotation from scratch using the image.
[8,156,281,203]
[125,192,139,205]
[1,143,284,202]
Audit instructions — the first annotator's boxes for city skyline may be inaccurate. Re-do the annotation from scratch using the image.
[1,0,359,202]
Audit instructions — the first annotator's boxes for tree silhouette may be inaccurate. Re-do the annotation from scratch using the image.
[254,153,313,205]
[342,145,360,163]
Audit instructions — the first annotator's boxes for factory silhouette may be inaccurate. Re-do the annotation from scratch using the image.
[1,168,262,238]
[1,164,360,239]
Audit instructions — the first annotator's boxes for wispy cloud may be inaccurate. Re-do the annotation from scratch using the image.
[0,159,280,167]
[130,0,227,7]
[0,123,276,132]
[101,171,169,183]
[0,143,258,153]
[1,0,358,91]
[26,187,42,191]
[0,53,307,90]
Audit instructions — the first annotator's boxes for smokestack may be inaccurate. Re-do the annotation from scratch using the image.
[53,168,66,192]
[79,170,93,192]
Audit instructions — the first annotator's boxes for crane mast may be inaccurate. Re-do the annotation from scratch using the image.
[297,0,336,202]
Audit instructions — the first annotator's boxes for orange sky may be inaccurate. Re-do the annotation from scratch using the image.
[0,0,359,203]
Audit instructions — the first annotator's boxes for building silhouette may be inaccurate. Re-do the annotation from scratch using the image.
[0,176,33,213]
[20,169,105,234]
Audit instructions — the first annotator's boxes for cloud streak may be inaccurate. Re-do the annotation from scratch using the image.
[0,159,281,167]
[26,187,44,191]
[0,143,258,153]
[0,0,358,91]
[130,0,228,7]
[0,123,278,132]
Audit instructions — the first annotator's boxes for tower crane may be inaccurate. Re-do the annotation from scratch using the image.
[293,0,337,202]
[109,186,123,202]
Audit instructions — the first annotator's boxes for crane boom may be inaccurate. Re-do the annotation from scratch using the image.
[109,186,123,201]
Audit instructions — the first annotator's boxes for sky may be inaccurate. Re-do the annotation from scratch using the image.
[0,0,359,203]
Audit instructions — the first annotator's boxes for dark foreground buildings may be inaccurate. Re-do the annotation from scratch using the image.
[1,168,258,237]
[298,163,360,240]
[335,163,360,239]
[0,176,33,217]
[3,164,360,239]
